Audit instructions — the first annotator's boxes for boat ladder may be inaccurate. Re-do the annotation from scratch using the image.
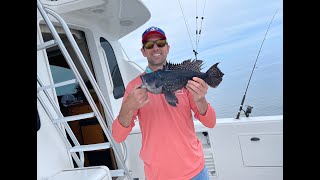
[36,0,133,179]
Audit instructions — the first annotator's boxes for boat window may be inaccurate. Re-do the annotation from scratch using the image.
[37,110,41,131]
[100,37,125,99]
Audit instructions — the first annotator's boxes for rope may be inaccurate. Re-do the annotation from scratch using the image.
[177,0,197,59]
[177,0,207,60]
[196,0,207,52]
[196,0,198,46]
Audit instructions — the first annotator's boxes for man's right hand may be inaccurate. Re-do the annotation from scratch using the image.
[118,85,149,127]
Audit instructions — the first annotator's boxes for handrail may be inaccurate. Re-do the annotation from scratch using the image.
[37,75,85,166]
[120,44,144,72]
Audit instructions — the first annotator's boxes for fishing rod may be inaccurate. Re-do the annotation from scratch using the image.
[235,9,279,119]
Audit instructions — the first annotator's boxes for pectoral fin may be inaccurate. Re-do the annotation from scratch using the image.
[164,91,179,107]
[155,78,163,88]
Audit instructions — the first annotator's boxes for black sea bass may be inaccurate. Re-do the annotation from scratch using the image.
[140,59,224,107]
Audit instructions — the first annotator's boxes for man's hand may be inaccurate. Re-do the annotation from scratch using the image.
[118,85,149,127]
[186,77,209,115]
[124,84,150,111]
[186,77,208,101]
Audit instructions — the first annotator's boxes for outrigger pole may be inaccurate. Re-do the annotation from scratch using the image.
[235,9,279,119]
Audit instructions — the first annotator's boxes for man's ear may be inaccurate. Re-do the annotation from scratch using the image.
[141,48,147,57]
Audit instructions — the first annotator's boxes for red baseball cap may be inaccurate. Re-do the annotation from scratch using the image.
[142,26,166,44]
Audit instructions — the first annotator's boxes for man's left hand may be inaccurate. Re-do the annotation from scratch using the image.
[186,77,208,102]
[186,77,209,115]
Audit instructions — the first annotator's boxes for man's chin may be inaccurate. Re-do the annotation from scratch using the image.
[154,58,167,64]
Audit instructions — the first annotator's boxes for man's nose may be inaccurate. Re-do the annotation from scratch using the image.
[152,43,160,50]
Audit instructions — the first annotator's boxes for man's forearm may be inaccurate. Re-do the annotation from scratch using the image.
[194,98,208,115]
[118,105,135,128]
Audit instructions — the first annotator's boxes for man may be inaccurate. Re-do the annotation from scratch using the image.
[112,26,216,180]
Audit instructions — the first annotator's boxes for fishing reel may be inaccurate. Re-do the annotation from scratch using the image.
[235,105,253,119]
[244,105,253,117]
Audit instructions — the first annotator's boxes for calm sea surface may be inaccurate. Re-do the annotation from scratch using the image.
[205,61,283,119]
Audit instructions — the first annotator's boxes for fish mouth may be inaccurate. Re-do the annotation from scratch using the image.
[139,84,147,89]
[139,76,148,89]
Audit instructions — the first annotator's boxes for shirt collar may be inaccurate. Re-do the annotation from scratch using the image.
[145,67,153,73]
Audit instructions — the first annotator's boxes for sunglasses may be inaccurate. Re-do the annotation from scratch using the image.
[143,39,167,49]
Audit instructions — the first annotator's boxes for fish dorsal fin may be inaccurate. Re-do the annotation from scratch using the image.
[165,59,204,72]
[162,64,166,70]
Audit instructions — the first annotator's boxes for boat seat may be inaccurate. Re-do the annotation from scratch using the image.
[48,166,112,180]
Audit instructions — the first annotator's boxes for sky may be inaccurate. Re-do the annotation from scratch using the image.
[119,0,283,118]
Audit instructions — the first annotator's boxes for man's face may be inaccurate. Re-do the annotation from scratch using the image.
[141,34,170,70]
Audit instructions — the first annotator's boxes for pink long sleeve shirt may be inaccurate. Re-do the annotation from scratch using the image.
[112,75,216,180]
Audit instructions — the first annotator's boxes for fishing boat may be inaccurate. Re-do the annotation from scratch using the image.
[37,0,283,179]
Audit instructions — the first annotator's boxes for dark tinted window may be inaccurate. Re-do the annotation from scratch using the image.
[100,37,125,99]
[37,111,41,131]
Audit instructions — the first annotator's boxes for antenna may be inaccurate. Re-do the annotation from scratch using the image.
[235,9,279,119]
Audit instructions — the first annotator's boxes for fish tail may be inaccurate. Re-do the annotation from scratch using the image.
[204,62,224,88]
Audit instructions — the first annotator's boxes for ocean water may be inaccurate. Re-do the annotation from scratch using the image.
[205,59,283,119]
